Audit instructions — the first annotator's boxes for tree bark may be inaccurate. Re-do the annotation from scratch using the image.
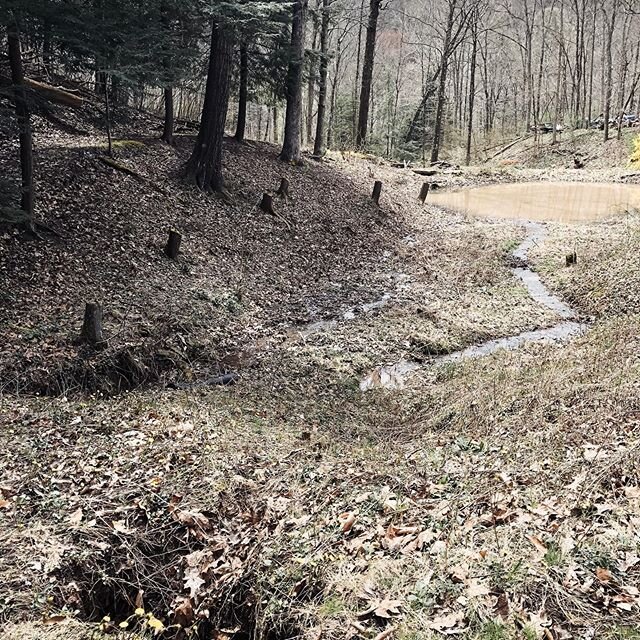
[371,180,382,204]
[235,44,248,142]
[313,0,330,156]
[186,20,234,192]
[280,0,307,163]
[8,19,34,217]
[356,0,382,148]
[161,86,174,144]
[603,3,617,142]
[82,303,103,345]
[465,16,478,166]
[431,0,458,163]
[165,229,182,259]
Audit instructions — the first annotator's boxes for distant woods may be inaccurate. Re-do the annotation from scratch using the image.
[4,0,640,205]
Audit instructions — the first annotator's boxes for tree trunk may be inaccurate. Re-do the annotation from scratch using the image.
[313,0,330,156]
[430,58,449,162]
[306,17,320,146]
[356,0,382,148]
[431,1,457,163]
[352,0,365,142]
[161,86,174,144]
[235,44,248,142]
[328,30,343,148]
[186,20,234,192]
[82,303,103,345]
[8,19,34,217]
[42,19,53,69]
[280,0,307,163]
[603,4,617,142]
[165,229,182,259]
[465,17,478,166]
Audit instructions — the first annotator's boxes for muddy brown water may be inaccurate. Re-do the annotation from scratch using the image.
[429,181,640,222]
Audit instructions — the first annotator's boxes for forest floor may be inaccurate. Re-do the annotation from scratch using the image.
[2,103,640,640]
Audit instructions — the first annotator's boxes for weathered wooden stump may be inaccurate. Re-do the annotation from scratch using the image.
[276,177,290,201]
[372,180,383,205]
[419,182,430,203]
[82,302,103,345]
[566,251,577,266]
[260,192,275,215]
[165,229,182,259]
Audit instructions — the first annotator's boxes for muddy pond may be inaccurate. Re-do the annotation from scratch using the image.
[429,181,640,222]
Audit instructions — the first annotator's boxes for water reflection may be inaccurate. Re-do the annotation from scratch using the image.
[429,181,640,222]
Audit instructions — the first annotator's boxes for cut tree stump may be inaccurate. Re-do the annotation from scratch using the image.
[419,182,430,203]
[81,302,103,345]
[372,181,383,205]
[566,252,577,266]
[260,193,275,215]
[276,177,290,201]
[165,229,182,259]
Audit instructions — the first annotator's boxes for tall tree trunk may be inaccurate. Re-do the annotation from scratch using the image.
[587,2,596,126]
[552,0,564,144]
[465,17,478,166]
[328,30,343,148]
[603,3,616,142]
[280,0,307,163]
[431,0,459,163]
[431,59,450,162]
[8,18,34,217]
[352,0,365,142]
[356,0,382,148]
[42,19,53,69]
[306,15,320,146]
[313,0,330,156]
[186,21,234,191]
[235,44,248,142]
[161,86,174,144]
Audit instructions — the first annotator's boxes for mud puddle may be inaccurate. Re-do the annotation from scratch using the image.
[429,181,640,222]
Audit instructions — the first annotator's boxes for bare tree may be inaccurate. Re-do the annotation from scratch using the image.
[281,0,308,162]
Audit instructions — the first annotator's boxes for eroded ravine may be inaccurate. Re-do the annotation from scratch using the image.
[360,220,589,391]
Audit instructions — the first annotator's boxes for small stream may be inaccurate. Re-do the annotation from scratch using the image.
[360,221,589,391]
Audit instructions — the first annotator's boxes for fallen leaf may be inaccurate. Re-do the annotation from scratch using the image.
[428,611,464,631]
[374,599,403,619]
[494,592,509,619]
[68,507,83,526]
[624,486,640,499]
[338,511,357,533]
[112,520,134,535]
[596,567,613,583]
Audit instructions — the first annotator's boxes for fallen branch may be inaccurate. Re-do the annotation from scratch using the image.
[97,156,168,195]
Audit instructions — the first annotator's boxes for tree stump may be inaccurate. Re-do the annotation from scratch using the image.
[165,229,182,260]
[276,177,290,202]
[566,251,577,266]
[260,192,275,215]
[81,302,103,345]
[371,180,383,205]
[419,182,430,203]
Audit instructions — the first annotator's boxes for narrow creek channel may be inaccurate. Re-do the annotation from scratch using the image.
[360,220,589,391]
